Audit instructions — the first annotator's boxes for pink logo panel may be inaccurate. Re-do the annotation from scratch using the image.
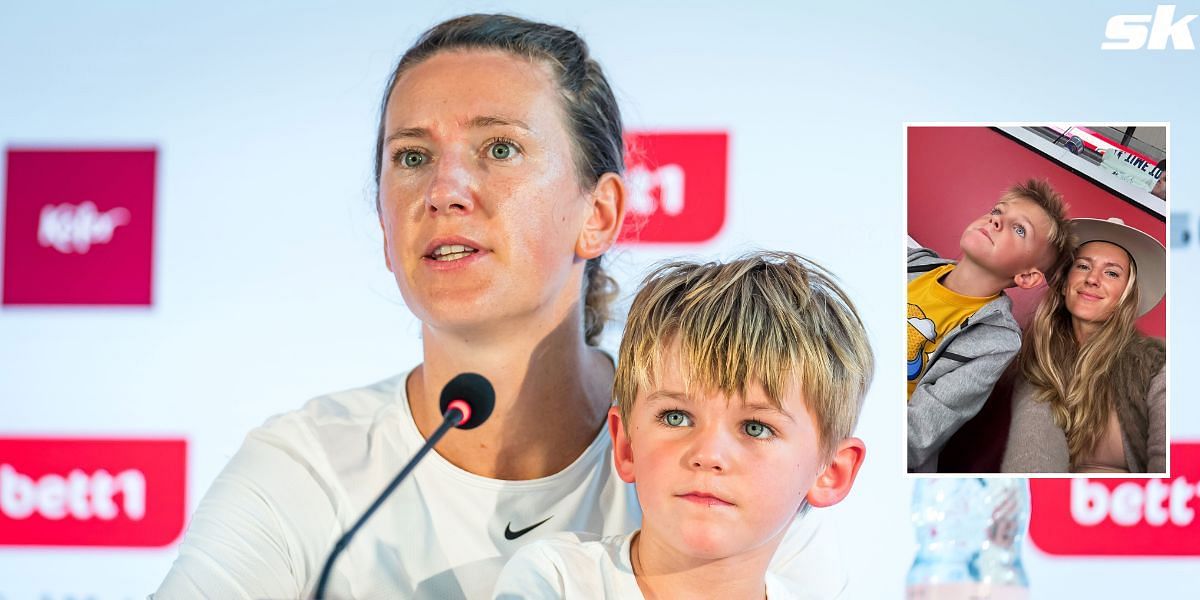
[0,438,186,547]
[620,132,727,244]
[3,148,156,305]
[1029,442,1200,555]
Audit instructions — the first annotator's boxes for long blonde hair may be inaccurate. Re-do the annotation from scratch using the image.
[1019,249,1140,466]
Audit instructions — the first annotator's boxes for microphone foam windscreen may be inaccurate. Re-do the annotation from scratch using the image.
[439,373,496,430]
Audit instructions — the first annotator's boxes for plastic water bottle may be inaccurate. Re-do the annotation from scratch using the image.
[906,478,1030,599]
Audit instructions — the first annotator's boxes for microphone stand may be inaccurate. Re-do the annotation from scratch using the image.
[312,407,464,599]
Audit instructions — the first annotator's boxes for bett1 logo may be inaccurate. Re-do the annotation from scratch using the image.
[619,132,727,244]
[0,438,186,547]
[1102,4,1198,49]
[1029,442,1200,555]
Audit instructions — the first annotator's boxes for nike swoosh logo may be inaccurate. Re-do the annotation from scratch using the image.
[504,516,552,540]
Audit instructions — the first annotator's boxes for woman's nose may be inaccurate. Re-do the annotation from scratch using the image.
[424,154,475,215]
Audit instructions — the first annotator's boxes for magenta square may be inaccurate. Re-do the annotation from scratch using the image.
[3,148,156,306]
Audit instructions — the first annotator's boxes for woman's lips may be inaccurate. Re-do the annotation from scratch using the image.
[421,248,487,271]
[1077,290,1103,301]
[422,236,483,258]
[420,236,488,270]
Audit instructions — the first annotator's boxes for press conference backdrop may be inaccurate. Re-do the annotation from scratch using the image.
[2,2,1197,598]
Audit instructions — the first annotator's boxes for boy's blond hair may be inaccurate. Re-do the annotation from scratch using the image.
[1000,179,1073,284]
[613,251,874,459]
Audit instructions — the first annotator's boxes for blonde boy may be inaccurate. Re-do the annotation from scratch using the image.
[907,179,1073,472]
[494,251,874,599]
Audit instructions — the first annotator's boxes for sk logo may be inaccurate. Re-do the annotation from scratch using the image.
[1103,4,1198,50]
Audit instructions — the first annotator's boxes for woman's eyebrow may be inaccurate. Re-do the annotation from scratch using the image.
[385,126,429,144]
[1077,255,1126,270]
[384,115,532,145]
[469,115,532,131]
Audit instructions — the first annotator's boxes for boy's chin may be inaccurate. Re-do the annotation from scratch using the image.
[957,245,1005,275]
[958,234,990,262]
[670,524,777,563]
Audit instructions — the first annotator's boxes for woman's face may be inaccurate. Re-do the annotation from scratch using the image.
[1063,241,1132,325]
[377,50,594,334]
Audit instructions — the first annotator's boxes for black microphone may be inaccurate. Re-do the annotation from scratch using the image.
[313,373,495,599]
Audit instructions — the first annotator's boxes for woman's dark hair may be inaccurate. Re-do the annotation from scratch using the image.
[374,14,622,346]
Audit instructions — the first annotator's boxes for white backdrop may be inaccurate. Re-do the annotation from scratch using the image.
[1,1,1197,598]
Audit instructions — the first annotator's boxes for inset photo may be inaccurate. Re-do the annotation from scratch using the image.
[906,124,1167,476]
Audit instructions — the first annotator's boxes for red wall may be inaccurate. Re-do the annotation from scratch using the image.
[907,126,1165,337]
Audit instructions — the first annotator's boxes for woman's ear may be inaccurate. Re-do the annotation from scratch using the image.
[379,213,393,273]
[806,437,866,508]
[576,172,626,260]
[608,406,636,484]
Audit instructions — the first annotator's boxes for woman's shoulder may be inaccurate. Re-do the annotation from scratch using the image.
[257,373,408,436]
[240,373,414,475]
[1001,376,1070,473]
[1127,334,1166,364]
[1115,335,1166,387]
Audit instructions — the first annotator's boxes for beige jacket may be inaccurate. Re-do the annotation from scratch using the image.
[1001,360,1166,474]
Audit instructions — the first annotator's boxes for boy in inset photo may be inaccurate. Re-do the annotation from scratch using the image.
[494,252,874,599]
[907,179,1072,472]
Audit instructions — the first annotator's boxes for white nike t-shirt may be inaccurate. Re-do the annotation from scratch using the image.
[494,531,809,600]
[156,372,846,599]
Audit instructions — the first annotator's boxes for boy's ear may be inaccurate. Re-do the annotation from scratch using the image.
[1012,267,1045,290]
[806,437,866,508]
[608,406,636,484]
[575,172,627,260]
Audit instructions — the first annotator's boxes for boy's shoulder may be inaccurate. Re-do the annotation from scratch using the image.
[957,293,1020,344]
[907,246,955,280]
[907,245,1018,331]
[495,532,638,599]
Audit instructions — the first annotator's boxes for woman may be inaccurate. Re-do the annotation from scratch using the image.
[156,14,840,598]
[1002,217,1166,474]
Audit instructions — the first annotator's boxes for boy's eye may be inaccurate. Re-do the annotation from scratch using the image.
[660,410,692,427]
[990,208,1001,215]
[743,421,775,439]
[1013,224,1026,238]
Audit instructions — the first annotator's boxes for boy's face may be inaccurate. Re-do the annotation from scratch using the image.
[959,196,1054,279]
[611,342,826,561]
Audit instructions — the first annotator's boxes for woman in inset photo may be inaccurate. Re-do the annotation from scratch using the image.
[1002,218,1166,473]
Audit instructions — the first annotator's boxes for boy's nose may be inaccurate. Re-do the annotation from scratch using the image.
[686,428,730,472]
